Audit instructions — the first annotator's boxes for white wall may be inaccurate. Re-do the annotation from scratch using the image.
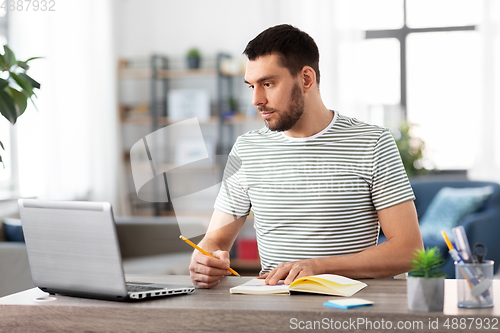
[116,0,275,59]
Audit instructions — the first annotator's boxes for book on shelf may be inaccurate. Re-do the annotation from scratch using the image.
[229,274,367,297]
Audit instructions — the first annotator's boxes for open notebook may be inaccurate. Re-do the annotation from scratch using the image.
[230,274,367,297]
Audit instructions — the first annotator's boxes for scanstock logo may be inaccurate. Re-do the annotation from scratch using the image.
[129,118,241,239]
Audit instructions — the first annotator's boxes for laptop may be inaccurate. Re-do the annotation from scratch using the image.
[18,199,195,301]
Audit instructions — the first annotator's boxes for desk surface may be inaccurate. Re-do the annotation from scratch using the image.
[0,275,498,333]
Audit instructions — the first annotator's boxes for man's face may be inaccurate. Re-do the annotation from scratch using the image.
[244,54,305,132]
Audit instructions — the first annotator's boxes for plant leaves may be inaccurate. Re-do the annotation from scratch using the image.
[0,78,8,90]
[19,73,40,90]
[0,140,4,150]
[408,246,447,278]
[0,46,41,124]
[8,87,28,117]
[28,96,39,111]
[3,45,17,68]
[10,72,33,96]
[25,56,42,63]
[0,90,18,124]
[17,61,29,70]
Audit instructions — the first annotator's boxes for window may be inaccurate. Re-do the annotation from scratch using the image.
[0,4,12,192]
[407,31,481,169]
[363,0,481,170]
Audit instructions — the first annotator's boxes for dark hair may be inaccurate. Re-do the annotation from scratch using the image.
[243,24,320,85]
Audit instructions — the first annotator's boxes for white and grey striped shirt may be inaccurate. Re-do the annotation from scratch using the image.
[214,111,415,274]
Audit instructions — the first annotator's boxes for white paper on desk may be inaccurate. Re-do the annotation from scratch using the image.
[230,278,290,295]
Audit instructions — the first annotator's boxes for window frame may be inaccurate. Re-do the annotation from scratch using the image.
[364,0,477,118]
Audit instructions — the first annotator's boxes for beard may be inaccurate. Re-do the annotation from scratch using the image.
[259,83,305,132]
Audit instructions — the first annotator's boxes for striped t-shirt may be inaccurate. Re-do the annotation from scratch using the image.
[214,111,415,274]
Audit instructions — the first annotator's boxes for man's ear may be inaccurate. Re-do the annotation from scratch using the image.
[300,66,316,93]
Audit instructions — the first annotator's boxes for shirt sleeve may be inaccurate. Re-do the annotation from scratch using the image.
[214,139,252,217]
[371,129,415,211]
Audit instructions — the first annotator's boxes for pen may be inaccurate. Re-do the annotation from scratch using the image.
[179,235,241,277]
[452,226,474,263]
[441,231,492,302]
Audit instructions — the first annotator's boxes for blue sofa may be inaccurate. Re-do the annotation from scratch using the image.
[379,180,500,278]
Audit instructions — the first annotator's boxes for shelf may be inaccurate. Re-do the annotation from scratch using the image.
[158,68,218,79]
[118,54,247,216]
[119,67,218,80]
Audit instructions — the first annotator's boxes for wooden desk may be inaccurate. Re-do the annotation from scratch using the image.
[0,276,498,332]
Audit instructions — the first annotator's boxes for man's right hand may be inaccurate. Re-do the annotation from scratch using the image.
[189,249,232,288]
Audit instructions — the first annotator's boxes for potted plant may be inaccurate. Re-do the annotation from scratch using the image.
[0,45,41,166]
[186,48,201,69]
[407,246,447,312]
[393,122,429,178]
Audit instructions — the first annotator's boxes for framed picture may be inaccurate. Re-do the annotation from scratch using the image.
[167,89,211,121]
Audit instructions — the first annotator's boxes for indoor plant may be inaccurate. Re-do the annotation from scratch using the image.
[0,45,41,166]
[186,48,201,69]
[407,247,447,312]
[393,122,429,178]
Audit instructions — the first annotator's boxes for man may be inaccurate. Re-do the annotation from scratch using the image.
[189,24,423,288]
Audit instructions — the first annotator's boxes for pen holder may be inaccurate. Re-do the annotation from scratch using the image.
[455,260,494,308]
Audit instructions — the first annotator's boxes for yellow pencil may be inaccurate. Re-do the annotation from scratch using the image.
[441,231,454,251]
[179,235,240,277]
[441,231,475,290]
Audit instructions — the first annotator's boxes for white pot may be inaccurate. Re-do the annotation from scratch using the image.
[407,276,445,312]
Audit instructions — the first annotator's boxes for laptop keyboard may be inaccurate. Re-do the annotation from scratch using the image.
[126,284,162,292]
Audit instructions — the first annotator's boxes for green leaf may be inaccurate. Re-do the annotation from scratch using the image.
[408,246,447,278]
[0,53,5,69]
[10,72,33,96]
[0,78,8,90]
[0,154,4,168]
[0,140,4,150]
[17,61,29,70]
[0,90,18,124]
[28,96,39,111]
[25,56,42,63]
[3,45,16,68]
[8,87,28,117]
[19,73,40,90]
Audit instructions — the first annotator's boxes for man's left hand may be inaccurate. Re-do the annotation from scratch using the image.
[258,258,323,285]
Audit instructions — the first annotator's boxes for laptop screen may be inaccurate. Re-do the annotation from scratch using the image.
[19,199,129,298]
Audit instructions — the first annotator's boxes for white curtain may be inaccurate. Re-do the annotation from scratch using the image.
[468,0,500,183]
[9,0,124,213]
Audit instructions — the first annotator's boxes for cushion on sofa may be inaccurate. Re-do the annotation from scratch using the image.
[419,186,494,240]
[2,218,24,242]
